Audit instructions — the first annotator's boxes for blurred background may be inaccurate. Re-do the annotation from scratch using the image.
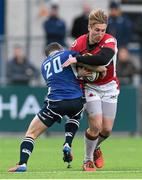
[0,0,142,135]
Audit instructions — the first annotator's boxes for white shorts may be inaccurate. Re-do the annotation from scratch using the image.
[84,81,120,119]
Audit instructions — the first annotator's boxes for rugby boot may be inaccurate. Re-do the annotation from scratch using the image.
[63,143,73,163]
[82,160,96,171]
[8,163,27,172]
[93,147,104,168]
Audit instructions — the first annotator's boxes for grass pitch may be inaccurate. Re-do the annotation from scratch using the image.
[0,134,142,179]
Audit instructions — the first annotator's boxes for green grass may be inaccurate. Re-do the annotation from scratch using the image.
[0,135,142,179]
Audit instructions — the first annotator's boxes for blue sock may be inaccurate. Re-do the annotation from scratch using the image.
[64,119,80,147]
[19,137,34,165]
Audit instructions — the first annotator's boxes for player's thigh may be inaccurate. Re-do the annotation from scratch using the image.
[25,115,47,139]
[65,97,84,120]
[102,93,118,120]
[85,89,102,116]
[85,100,103,130]
[102,101,118,132]
[37,100,62,127]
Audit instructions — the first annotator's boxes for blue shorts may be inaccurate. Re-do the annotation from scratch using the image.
[37,97,84,127]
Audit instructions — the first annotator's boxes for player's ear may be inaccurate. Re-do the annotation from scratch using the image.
[88,23,93,31]
[88,24,91,31]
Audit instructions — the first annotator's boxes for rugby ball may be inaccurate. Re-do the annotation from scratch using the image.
[84,71,100,82]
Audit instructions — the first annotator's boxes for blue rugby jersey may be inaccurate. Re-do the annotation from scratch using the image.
[41,50,83,100]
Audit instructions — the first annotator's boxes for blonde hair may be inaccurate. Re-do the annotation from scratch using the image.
[89,9,108,27]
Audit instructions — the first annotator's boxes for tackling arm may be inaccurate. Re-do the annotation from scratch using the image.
[62,47,115,68]
[76,47,115,66]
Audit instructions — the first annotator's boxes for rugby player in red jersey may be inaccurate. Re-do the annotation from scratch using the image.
[62,9,120,171]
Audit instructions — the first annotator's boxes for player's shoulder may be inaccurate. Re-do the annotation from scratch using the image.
[71,34,87,48]
[41,57,49,67]
[103,33,117,44]
[77,34,87,42]
[64,49,78,57]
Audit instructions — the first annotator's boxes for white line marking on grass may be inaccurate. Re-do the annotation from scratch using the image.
[2,170,142,174]
[97,170,142,173]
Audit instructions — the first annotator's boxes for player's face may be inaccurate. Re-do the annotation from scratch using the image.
[88,23,107,44]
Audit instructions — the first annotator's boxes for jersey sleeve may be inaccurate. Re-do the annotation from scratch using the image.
[103,35,117,52]
[70,40,79,51]
[41,64,46,82]
[69,50,79,57]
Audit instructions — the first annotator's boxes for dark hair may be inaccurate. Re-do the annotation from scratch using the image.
[109,1,120,9]
[51,4,59,9]
[45,42,64,56]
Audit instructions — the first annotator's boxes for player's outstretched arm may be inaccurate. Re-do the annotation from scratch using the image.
[62,57,77,67]
[62,48,114,68]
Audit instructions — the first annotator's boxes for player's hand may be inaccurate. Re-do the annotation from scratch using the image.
[94,66,107,72]
[100,70,107,79]
[62,57,77,67]
[94,66,107,79]
[77,67,92,77]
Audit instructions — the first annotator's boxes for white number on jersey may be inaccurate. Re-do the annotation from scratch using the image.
[44,56,63,79]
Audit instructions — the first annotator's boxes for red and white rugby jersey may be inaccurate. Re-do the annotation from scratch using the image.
[71,33,119,86]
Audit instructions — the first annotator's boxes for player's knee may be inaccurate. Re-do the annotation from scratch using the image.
[89,120,102,133]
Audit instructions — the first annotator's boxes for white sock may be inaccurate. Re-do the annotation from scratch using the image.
[84,135,98,162]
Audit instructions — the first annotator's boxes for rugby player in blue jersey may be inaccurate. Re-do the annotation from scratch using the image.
[8,42,85,172]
